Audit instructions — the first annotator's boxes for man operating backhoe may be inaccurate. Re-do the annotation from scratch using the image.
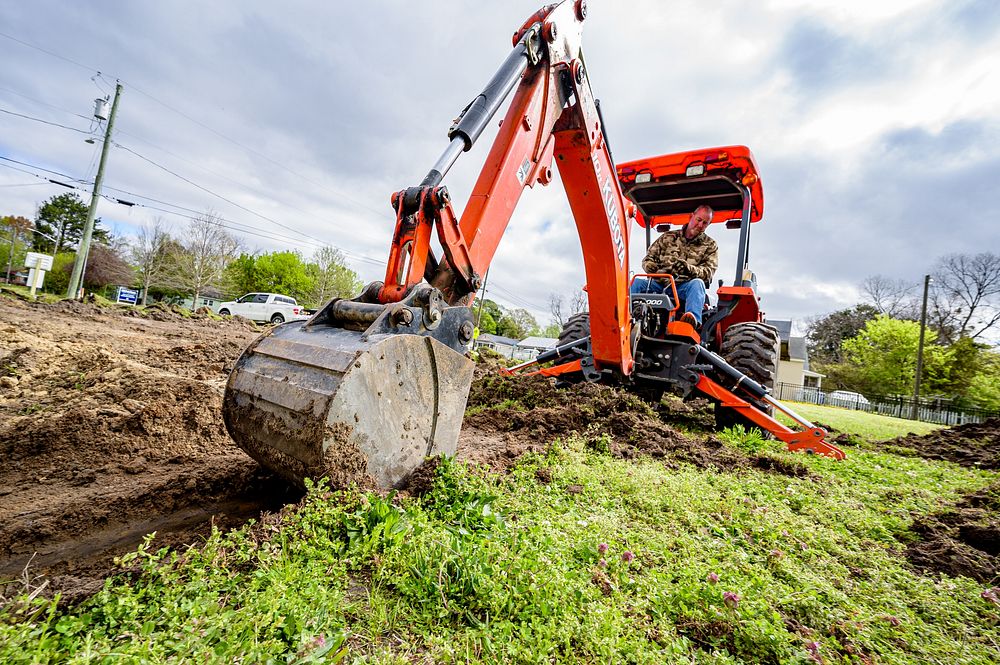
[631,205,718,329]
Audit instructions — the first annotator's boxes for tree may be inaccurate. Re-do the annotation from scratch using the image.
[805,304,879,365]
[306,246,362,307]
[225,250,314,303]
[932,252,1000,341]
[164,213,240,308]
[542,322,562,337]
[495,307,540,339]
[2,215,32,283]
[475,308,498,335]
[967,350,1000,410]
[41,252,76,295]
[548,290,588,328]
[82,243,133,291]
[130,220,172,305]
[860,275,918,319]
[840,315,948,396]
[33,193,108,254]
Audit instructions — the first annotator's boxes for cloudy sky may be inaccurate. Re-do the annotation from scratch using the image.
[2,0,997,329]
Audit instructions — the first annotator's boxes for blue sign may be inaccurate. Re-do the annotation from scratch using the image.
[116,286,139,305]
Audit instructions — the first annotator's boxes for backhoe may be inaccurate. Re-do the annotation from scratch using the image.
[223,0,843,489]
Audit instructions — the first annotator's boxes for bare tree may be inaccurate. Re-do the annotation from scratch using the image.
[308,246,362,306]
[860,275,918,319]
[130,219,171,305]
[933,252,1000,340]
[165,213,240,308]
[548,290,588,327]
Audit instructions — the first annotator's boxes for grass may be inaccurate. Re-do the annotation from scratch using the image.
[2,420,998,663]
[777,402,942,441]
[0,284,62,304]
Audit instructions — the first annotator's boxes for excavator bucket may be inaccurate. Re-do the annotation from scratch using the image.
[223,285,476,489]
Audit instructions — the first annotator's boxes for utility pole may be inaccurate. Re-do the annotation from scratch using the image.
[911,274,931,420]
[68,81,122,299]
[475,268,490,329]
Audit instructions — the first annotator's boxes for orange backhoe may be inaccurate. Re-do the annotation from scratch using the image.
[222,0,844,489]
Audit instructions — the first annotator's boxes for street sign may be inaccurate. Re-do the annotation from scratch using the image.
[116,286,139,305]
[24,252,53,271]
[24,252,54,298]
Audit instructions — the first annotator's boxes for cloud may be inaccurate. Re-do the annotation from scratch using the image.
[2,0,998,327]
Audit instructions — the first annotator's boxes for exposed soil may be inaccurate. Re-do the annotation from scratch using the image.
[877,419,1000,469]
[460,371,813,478]
[12,293,985,610]
[0,296,301,605]
[904,482,1000,583]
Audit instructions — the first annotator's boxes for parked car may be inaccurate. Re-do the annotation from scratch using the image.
[217,293,312,324]
[827,390,871,409]
[794,386,824,404]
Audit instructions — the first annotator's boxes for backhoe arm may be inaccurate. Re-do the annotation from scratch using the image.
[378,0,634,375]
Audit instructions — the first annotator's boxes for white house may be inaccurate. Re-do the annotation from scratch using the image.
[765,319,824,390]
[473,333,520,358]
[516,336,559,361]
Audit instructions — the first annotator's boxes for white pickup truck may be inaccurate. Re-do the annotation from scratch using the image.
[217,293,312,324]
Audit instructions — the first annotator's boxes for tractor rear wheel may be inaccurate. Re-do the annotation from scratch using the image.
[554,312,590,387]
[714,322,780,436]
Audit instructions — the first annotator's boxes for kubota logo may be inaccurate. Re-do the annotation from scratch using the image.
[592,154,626,267]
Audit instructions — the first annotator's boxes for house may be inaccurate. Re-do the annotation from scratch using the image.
[178,287,226,312]
[765,319,824,390]
[473,333,520,358]
[516,336,558,361]
[3,267,28,286]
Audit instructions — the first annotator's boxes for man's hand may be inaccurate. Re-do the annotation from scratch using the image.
[672,259,693,275]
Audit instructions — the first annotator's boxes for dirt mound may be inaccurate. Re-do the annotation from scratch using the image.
[880,418,1000,469]
[904,483,1000,583]
[0,295,298,604]
[462,372,810,477]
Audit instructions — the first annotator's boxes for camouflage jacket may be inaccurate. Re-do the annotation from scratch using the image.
[641,228,718,285]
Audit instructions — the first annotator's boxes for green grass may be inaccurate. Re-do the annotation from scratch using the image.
[2,432,997,664]
[777,402,942,441]
[0,284,62,304]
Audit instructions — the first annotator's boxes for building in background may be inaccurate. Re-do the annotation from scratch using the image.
[473,333,519,358]
[765,319,824,390]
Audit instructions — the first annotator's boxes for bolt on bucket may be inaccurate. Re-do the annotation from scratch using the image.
[223,286,476,489]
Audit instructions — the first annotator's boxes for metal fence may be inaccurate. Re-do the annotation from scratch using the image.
[774,382,999,426]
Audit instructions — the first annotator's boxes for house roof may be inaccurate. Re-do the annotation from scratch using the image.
[476,333,518,346]
[517,336,558,349]
[765,318,792,342]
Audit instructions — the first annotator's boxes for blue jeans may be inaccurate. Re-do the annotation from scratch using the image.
[631,277,707,325]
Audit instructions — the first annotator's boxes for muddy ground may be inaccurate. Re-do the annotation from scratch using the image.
[1,294,998,604]
[879,419,1000,470]
[0,296,299,604]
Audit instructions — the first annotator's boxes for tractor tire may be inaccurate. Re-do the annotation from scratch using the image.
[554,312,590,387]
[714,322,780,436]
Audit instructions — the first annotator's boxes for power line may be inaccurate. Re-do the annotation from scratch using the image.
[0,32,392,222]
[0,34,404,268]
[0,109,379,260]
[0,107,93,134]
[112,141,335,247]
[0,155,386,266]
[0,158,328,251]
[0,86,93,122]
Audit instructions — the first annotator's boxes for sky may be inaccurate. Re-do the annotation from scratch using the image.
[1,0,998,330]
